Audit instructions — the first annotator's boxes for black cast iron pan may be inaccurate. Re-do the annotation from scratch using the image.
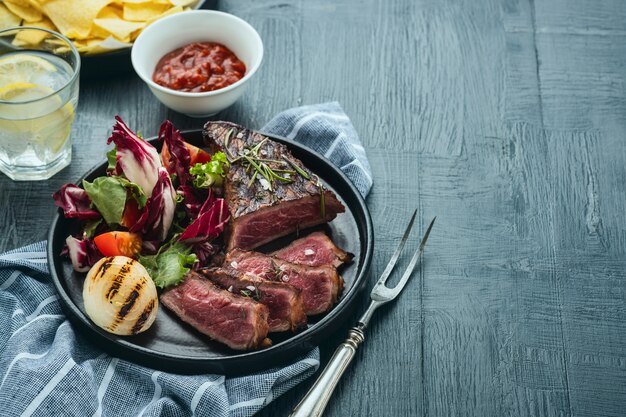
[47,129,373,375]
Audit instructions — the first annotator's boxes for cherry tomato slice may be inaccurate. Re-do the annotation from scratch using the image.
[94,232,143,258]
[189,145,211,166]
[120,198,142,229]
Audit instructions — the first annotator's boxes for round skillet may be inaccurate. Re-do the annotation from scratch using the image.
[47,130,373,375]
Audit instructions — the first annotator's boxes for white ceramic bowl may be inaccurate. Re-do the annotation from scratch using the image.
[131,10,263,117]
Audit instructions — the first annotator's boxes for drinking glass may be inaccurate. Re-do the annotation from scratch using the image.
[0,27,80,181]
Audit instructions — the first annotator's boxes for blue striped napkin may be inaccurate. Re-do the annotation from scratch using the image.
[0,103,372,417]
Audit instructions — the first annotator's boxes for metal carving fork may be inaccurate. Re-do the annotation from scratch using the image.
[290,211,436,417]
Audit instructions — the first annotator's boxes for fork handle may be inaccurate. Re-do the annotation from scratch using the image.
[289,327,365,417]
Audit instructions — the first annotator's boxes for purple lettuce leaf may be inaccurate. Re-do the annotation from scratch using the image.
[179,196,229,244]
[130,167,176,242]
[107,116,162,197]
[191,241,219,266]
[159,120,191,186]
[63,236,103,272]
[53,184,101,220]
[178,185,214,220]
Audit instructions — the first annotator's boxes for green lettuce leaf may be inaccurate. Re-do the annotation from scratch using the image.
[82,177,127,225]
[106,147,117,171]
[82,176,147,225]
[189,152,229,188]
[116,177,147,209]
[138,242,197,288]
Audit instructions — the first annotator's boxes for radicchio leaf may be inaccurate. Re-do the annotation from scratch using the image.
[177,185,204,220]
[179,194,229,244]
[130,167,176,242]
[53,184,101,220]
[191,241,219,266]
[159,120,191,186]
[64,236,103,272]
[107,116,162,197]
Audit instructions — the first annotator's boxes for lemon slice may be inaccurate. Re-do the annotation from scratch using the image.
[0,53,57,87]
[0,82,53,102]
[0,82,74,154]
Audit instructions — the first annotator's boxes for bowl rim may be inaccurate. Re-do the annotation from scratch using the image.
[131,10,264,98]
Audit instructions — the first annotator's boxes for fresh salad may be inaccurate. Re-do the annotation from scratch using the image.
[53,117,230,288]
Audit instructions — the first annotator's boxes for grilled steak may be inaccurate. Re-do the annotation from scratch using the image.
[203,121,345,251]
[160,272,270,350]
[200,267,307,333]
[271,231,353,268]
[226,249,344,315]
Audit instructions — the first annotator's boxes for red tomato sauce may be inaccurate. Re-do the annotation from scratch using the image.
[152,42,246,93]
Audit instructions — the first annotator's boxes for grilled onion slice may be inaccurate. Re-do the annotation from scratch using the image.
[83,256,158,335]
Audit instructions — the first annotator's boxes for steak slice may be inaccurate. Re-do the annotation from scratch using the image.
[160,272,270,350]
[200,267,307,333]
[203,121,345,251]
[226,249,344,315]
[271,231,353,268]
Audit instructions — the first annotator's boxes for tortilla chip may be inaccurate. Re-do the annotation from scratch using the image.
[145,4,182,26]
[123,0,171,3]
[78,36,131,55]
[89,24,110,40]
[24,0,44,12]
[0,3,22,29]
[97,5,123,19]
[13,16,55,45]
[3,0,42,22]
[93,17,144,41]
[41,0,112,39]
[123,2,169,22]
[7,0,196,54]
[168,0,197,6]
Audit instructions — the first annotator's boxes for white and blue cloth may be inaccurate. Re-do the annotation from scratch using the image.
[0,103,372,417]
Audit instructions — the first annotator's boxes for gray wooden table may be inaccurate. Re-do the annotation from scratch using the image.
[2,0,626,416]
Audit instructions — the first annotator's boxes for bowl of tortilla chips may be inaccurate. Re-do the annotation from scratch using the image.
[0,0,207,76]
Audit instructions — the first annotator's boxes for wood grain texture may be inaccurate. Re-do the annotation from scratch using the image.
[1,0,626,416]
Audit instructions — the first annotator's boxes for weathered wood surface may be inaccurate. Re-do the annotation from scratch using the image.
[2,0,626,416]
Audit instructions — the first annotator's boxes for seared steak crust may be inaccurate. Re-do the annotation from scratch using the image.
[225,249,344,315]
[203,121,345,250]
[200,267,307,333]
[160,272,270,350]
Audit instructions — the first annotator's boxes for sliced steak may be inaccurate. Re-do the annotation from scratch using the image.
[203,121,345,251]
[160,272,270,350]
[200,267,307,333]
[226,249,344,315]
[271,231,353,268]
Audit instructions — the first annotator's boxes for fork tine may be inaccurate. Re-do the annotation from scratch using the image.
[374,209,418,287]
[386,216,436,297]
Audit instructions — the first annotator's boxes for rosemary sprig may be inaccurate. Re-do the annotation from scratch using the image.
[247,170,258,188]
[284,157,311,180]
[250,138,268,155]
[223,128,234,156]
[241,150,291,190]
[318,181,326,218]
[269,260,284,281]
[230,138,307,191]
[256,158,287,164]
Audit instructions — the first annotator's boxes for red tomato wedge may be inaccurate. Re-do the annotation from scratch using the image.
[161,142,211,174]
[120,197,142,229]
[189,144,212,165]
[94,232,143,258]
